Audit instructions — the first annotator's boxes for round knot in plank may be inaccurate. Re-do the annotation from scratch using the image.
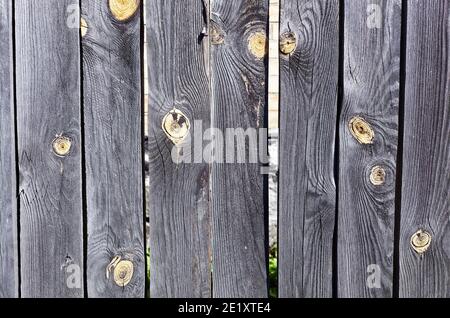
[162,109,191,145]
[114,260,134,287]
[248,32,267,59]
[52,136,72,157]
[411,230,431,254]
[280,32,297,55]
[369,166,386,186]
[349,116,374,144]
[109,0,139,21]
[211,24,225,45]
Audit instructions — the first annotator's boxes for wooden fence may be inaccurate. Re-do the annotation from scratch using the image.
[0,0,448,298]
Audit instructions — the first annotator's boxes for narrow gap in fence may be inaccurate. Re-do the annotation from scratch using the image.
[140,1,149,299]
[275,0,281,295]
[11,0,21,298]
[332,0,345,299]
[206,0,214,298]
[393,0,408,299]
[268,0,279,299]
[78,0,88,299]
[263,11,270,297]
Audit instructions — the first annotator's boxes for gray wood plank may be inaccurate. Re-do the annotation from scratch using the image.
[146,0,211,298]
[399,0,449,298]
[0,0,18,298]
[15,0,83,297]
[338,0,401,297]
[278,0,339,298]
[82,0,145,297]
[210,0,268,298]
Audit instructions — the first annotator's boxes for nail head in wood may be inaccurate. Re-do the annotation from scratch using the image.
[349,116,374,144]
[109,0,139,21]
[248,32,267,59]
[162,108,191,145]
[280,32,297,55]
[370,166,386,185]
[52,136,72,157]
[411,230,431,254]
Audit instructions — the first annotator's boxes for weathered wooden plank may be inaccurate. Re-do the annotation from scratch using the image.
[210,0,268,297]
[82,0,145,297]
[15,0,83,297]
[278,0,339,298]
[146,0,211,298]
[338,0,401,297]
[0,0,18,298]
[399,0,449,298]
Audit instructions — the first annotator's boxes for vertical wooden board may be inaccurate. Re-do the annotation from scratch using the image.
[0,0,18,298]
[210,0,268,297]
[278,0,339,298]
[15,0,83,297]
[146,0,211,298]
[82,1,145,297]
[399,0,449,298]
[338,0,401,297]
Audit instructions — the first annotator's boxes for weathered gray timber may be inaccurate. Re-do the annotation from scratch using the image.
[399,0,450,298]
[82,0,145,298]
[338,0,401,297]
[146,0,212,298]
[15,0,84,297]
[278,0,339,298]
[210,0,269,298]
[0,0,18,298]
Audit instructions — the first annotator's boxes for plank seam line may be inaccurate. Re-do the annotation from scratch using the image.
[332,0,346,299]
[78,0,88,299]
[392,0,408,299]
[139,1,149,299]
[11,0,22,298]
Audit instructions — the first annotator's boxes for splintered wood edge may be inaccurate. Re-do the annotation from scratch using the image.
[80,17,88,37]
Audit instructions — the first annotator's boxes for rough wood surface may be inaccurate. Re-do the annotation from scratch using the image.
[146,0,211,298]
[278,0,339,298]
[338,0,401,297]
[82,0,145,297]
[210,0,268,298]
[399,0,449,298]
[15,0,83,297]
[0,0,18,298]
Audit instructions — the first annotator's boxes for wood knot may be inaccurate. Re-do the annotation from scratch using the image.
[280,32,297,55]
[52,136,72,157]
[210,24,225,45]
[80,17,88,37]
[349,116,374,144]
[106,256,134,287]
[109,0,139,21]
[162,108,191,145]
[248,32,267,59]
[370,166,386,186]
[411,230,431,254]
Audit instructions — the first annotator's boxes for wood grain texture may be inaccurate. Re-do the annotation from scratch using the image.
[278,0,339,298]
[0,0,18,298]
[338,0,401,297]
[210,0,268,298]
[82,1,145,297]
[146,0,211,298]
[399,0,450,298]
[15,0,83,297]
